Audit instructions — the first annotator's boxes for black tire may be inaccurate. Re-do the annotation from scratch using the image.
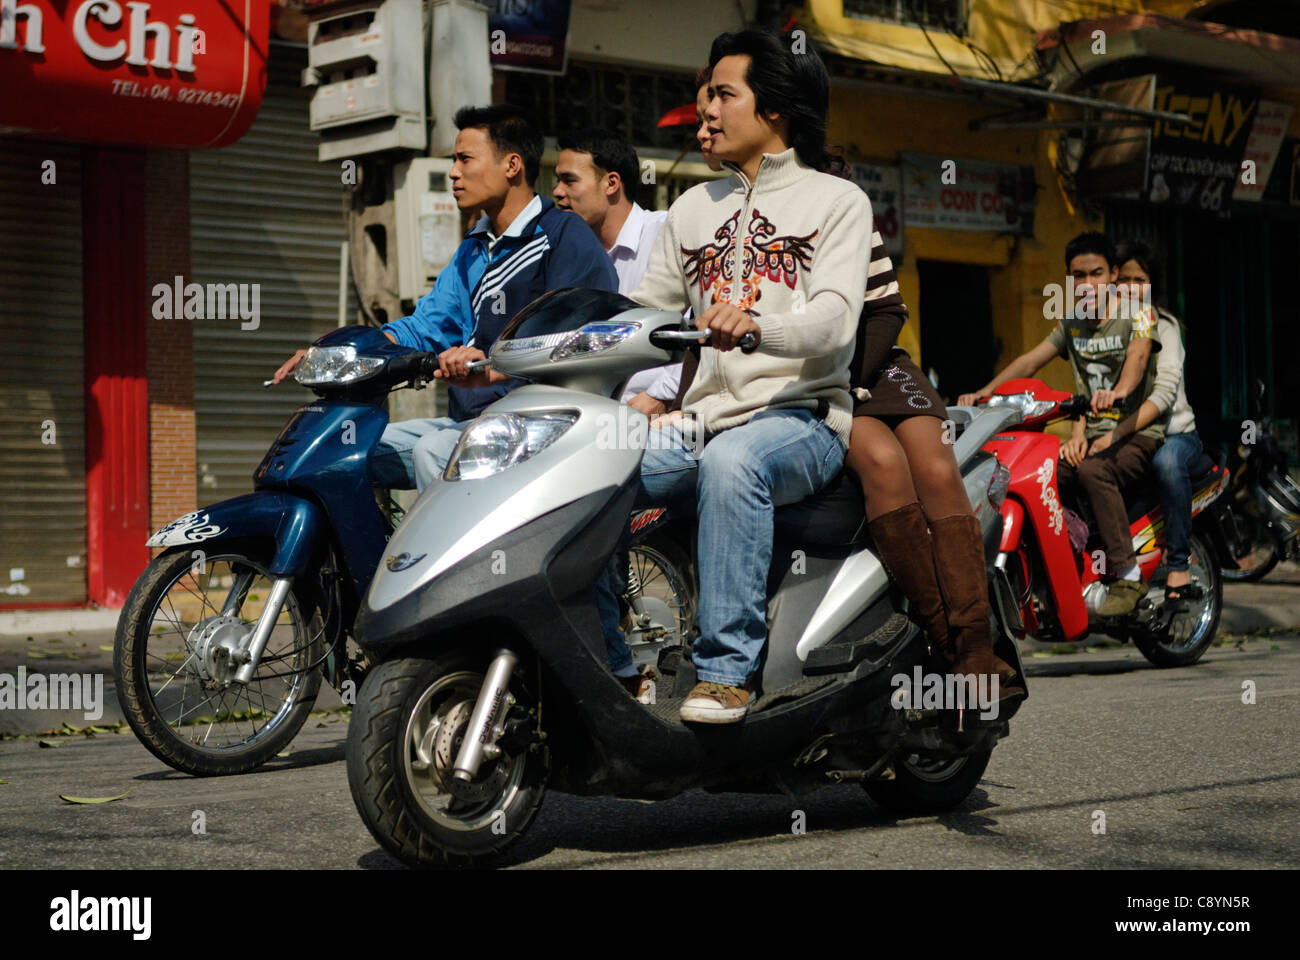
[864,750,992,816]
[114,543,323,776]
[346,652,548,869]
[1135,533,1223,668]
[1220,539,1279,583]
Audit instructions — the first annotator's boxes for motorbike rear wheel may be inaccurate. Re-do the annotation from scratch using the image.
[863,750,992,816]
[114,543,323,776]
[346,652,547,868]
[625,533,696,668]
[1134,533,1222,667]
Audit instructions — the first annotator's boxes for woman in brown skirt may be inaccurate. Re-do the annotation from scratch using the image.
[848,236,1022,701]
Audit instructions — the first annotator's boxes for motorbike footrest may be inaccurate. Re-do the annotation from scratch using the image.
[803,612,910,674]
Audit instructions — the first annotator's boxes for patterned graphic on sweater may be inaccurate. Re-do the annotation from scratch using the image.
[680,207,817,313]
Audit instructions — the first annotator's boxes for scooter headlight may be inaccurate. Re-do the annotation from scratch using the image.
[986,392,1055,419]
[550,322,641,361]
[444,412,578,481]
[295,345,386,386]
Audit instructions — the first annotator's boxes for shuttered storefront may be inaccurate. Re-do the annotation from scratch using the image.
[191,44,348,503]
[0,140,87,605]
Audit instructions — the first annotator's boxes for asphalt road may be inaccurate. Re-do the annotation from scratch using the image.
[1,633,1296,870]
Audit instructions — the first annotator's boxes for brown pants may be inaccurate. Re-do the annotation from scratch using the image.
[1057,434,1160,575]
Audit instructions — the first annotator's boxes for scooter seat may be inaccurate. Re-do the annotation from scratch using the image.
[773,469,867,547]
[1122,451,1225,524]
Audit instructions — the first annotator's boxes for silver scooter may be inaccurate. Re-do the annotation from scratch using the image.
[345,287,1028,868]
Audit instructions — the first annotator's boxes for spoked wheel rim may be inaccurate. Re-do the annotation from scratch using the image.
[140,553,317,754]
[1151,539,1218,653]
[401,671,528,833]
[627,544,694,666]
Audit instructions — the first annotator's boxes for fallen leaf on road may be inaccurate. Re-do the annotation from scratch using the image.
[59,789,133,804]
[99,645,114,652]
[0,779,8,784]
[37,739,63,748]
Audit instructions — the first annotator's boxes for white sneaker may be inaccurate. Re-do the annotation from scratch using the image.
[679,681,753,724]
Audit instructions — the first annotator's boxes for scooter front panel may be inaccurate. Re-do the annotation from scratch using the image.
[368,387,645,613]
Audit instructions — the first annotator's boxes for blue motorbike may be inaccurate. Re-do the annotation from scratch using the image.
[114,326,437,775]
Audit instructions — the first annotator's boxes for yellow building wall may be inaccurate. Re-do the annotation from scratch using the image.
[809,0,1205,81]
[830,85,1094,394]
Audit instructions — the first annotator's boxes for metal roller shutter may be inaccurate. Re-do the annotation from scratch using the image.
[191,45,349,503]
[0,139,87,604]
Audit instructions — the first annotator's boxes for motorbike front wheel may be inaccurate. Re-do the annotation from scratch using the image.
[114,543,324,776]
[1219,505,1280,583]
[346,652,548,868]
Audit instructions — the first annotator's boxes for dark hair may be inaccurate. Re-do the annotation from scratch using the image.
[694,64,712,90]
[556,128,641,206]
[454,104,543,187]
[706,26,841,175]
[1064,230,1116,270]
[1113,238,1160,304]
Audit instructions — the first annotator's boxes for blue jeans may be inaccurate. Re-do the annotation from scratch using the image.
[371,418,470,492]
[597,408,846,685]
[1153,430,1202,572]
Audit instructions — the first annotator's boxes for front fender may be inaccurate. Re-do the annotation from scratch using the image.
[145,492,328,577]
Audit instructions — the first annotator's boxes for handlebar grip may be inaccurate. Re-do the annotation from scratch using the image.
[386,352,440,382]
[1059,395,1091,417]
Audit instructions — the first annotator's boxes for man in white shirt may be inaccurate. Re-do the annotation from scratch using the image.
[552,129,680,414]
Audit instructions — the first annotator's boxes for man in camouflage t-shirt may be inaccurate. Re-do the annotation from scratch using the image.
[959,232,1155,615]
[1052,248,1159,615]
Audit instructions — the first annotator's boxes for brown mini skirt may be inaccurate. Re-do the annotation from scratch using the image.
[852,348,946,420]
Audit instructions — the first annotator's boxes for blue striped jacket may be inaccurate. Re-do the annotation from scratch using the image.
[383,195,618,421]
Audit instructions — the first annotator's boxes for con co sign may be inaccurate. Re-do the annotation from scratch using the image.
[0,0,268,148]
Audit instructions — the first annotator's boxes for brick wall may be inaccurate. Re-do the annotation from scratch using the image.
[145,150,196,534]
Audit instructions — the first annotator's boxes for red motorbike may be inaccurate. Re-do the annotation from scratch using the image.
[976,379,1229,667]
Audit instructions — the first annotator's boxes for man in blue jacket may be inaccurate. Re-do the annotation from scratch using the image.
[274,104,617,490]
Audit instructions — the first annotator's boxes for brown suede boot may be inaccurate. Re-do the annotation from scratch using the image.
[868,502,951,659]
[928,513,1025,702]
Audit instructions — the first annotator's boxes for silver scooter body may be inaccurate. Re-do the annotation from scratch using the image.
[364,288,1021,690]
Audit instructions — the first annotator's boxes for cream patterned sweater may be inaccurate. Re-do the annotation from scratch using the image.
[630,148,872,443]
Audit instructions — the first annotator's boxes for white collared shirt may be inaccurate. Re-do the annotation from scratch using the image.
[610,203,681,403]
[608,202,668,296]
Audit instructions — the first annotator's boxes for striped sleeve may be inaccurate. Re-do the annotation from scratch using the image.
[850,231,909,390]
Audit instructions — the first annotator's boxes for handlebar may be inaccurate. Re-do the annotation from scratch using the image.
[1058,394,1092,417]
[650,327,759,354]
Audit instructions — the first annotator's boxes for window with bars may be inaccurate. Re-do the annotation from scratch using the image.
[501,61,702,151]
[843,0,967,35]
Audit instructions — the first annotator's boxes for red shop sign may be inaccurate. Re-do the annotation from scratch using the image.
[1,0,269,148]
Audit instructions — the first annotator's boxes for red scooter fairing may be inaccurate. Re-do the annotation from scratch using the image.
[984,430,1090,641]
[976,377,1229,647]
